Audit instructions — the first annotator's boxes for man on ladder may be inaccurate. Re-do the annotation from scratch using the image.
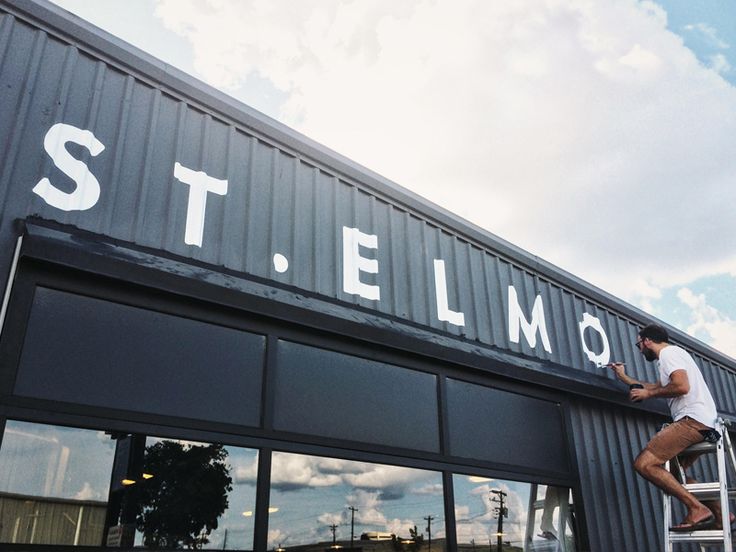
[609,323,724,532]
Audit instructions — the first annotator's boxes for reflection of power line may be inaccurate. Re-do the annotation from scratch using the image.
[424,515,435,550]
[348,506,358,549]
[329,524,338,547]
[490,490,507,552]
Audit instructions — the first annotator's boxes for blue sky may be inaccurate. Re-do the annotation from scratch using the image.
[49,0,736,360]
[657,0,736,85]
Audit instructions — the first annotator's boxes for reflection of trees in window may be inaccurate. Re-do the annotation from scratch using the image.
[136,441,233,549]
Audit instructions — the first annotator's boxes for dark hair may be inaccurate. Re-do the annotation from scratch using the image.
[639,323,669,343]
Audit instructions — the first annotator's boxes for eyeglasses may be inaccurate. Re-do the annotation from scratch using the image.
[635,338,645,348]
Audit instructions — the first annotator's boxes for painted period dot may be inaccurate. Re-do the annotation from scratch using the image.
[273,253,289,273]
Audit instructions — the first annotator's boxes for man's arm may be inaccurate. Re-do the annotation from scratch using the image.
[608,363,690,402]
[636,369,690,401]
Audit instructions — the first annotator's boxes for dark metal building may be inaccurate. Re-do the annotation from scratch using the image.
[0,1,734,551]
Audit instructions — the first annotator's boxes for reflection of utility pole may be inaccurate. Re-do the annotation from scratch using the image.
[348,506,358,550]
[490,489,507,552]
[329,524,338,547]
[424,515,434,550]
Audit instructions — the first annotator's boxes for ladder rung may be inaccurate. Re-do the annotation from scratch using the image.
[669,529,731,543]
[681,483,736,501]
[683,482,721,492]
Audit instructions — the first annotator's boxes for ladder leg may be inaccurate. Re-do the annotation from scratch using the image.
[716,436,733,552]
[664,458,673,552]
[717,421,733,552]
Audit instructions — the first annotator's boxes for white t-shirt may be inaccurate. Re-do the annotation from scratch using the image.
[658,345,718,427]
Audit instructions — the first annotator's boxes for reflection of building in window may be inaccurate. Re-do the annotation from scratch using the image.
[0,492,107,545]
[361,531,395,540]
[0,421,114,546]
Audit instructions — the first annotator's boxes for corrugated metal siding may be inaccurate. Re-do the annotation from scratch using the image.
[1,5,735,414]
[570,400,722,552]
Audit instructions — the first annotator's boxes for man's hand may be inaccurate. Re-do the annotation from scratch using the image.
[608,362,645,393]
[609,362,627,381]
[629,386,650,402]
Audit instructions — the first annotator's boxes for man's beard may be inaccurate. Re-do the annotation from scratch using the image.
[643,347,657,362]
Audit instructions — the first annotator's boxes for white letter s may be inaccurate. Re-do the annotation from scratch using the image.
[33,123,105,211]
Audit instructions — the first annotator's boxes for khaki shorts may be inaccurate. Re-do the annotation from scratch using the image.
[645,416,710,461]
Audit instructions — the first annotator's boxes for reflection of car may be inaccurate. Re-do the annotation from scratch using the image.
[360,531,394,541]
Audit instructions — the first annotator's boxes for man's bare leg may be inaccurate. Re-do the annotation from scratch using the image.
[679,454,733,530]
[634,450,713,526]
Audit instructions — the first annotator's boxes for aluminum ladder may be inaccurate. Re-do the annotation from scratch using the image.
[665,418,735,552]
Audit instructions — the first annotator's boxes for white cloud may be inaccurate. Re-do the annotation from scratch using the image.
[342,464,427,490]
[676,288,736,359]
[467,475,494,483]
[267,452,438,495]
[317,510,342,526]
[710,53,732,75]
[153,0,736,349]
[233,456,258,484]
[45,0,736,363]
[412,483,444,495]
[74,481,104,501]
[456,482,529,545]
[347,489,388,525]
[684,22,730,50]
[267,528,287,549]
[269,453,344,489]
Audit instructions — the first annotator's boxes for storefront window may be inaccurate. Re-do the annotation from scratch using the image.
[268,452,445,550]
[0,420,115,546]
[123,436,258,551]
[0,421,258,550]
[453,474,576,551]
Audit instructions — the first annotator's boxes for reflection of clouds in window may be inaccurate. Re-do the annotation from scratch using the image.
[268,452,445,549]
[270,452,433,494]
[233,456,259,484]
[454,475,531,547]
[467,475,494,483]
[0,421,114,500]
[347,489,386,525]
[271,453,344,490]
[268,528,287,548]
[343,464,429,493]
[73,481,106,501]
[411,482,443,495]
[200,445,259,550]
